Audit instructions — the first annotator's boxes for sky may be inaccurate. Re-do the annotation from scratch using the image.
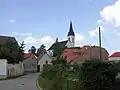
[0,0,120,55]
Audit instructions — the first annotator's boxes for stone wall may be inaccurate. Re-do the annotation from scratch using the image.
[7,62,24,77]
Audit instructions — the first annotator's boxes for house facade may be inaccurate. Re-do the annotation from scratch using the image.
[109,52,120,62]
[37,53,52,72]
[22,53,37,73]
[72,46,109,64]
[61,48,81,63]
[61,45,109,64]
[47,21,75,57]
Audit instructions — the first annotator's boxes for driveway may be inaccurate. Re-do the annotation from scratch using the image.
[0,73,40,90]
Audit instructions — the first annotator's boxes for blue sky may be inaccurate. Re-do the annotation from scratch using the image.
[0,0,120,55]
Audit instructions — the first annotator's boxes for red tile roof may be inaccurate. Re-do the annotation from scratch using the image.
[61,46,91,63]
[109,52,120,57]
[61,45,106,64]
[24,53,37,59]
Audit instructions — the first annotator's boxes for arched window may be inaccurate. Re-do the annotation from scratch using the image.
[68,38,70,42]
[72,38,74,42]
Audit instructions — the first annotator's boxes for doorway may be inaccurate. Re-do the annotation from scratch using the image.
[37,65,40,72]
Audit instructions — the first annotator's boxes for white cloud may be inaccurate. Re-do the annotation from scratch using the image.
[23,35,54,50]
[24,36,38,44]
[8,20,15,23]
[12,32,32,36]
[97,20,103,24]
[99,0,120,27]
[40,36,54,44]
[88,26,104,37]
[75,33,85,42]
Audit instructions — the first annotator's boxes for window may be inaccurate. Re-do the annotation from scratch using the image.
[32,64,36,68]
[65,56,67,59]
[79,52,81,55]
[72,38,74,42]
[68,38,70,42]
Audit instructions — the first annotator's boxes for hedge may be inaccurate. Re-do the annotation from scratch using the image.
[38,76,85,90]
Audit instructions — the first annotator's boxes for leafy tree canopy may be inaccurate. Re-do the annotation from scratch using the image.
[37,44,46,56]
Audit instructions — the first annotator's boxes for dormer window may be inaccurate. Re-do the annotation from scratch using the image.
[65,56,67,59]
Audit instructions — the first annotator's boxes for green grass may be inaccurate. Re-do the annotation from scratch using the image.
[38,76,52,90]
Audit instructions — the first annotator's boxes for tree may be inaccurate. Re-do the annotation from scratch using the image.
[53,46,67,57]
[78,60,119,90]
[29,46,36,54]
[37,44,46,56]
[16,41,25,62]
[4,40,19,64]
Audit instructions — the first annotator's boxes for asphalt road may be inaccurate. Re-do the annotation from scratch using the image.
[0,73,40,90]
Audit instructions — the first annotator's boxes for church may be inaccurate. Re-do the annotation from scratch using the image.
[47,21,75,56]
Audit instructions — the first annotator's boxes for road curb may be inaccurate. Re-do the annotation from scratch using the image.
[36,78,41,90]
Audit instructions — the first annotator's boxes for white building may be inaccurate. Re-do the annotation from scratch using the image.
[37,53,52,72]
[0,59,7,79]
[109,52,120,63]
[47,21,75,57]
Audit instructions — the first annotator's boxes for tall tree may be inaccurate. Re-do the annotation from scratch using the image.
[17,41,25,62]
[37,44,46,56]
[30,46,36,54]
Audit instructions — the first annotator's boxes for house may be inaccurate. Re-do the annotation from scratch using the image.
[61,48,81,63]
[37,53,52,72]
[22,53,37,73]
[61,45,109,64]
[109,52,120,62]
[0,36,24,78]
[47,21,75,57]
[0,35,19,60]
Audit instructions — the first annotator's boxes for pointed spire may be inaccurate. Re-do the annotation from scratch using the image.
[55,37,58,43]
[67,21,75,36]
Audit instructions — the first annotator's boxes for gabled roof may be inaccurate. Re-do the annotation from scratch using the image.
[48,40,68,50]
[61,48,82,63]
[109,52,120,57]
[62,45,109,64]
[24,53,37,59]
[0,35,16,45]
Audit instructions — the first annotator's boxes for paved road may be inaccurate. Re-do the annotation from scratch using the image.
[0,73,40,90]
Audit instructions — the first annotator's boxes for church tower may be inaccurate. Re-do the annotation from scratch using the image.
[66,21,75,48]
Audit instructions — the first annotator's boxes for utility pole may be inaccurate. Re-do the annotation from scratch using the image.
[99,27,102,60]
[89,44,91,60]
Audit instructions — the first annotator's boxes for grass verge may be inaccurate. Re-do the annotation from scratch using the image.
[38,76,52,90]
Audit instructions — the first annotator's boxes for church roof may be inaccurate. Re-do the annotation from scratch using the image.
[48,40,68,50]
[67,21,75,36]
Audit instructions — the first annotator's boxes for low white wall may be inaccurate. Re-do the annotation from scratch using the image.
[109,57,120,63]
[0,59,7,79]
[7,62,24,77]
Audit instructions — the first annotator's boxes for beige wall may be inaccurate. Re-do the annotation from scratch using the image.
[23,57,37,73]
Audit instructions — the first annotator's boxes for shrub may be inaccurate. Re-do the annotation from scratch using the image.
[78,60,119,90]
[40,64,61,80]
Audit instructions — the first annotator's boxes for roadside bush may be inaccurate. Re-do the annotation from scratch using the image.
[40,64,61,80]
[38,76,52,90]
[78,60,119,90]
